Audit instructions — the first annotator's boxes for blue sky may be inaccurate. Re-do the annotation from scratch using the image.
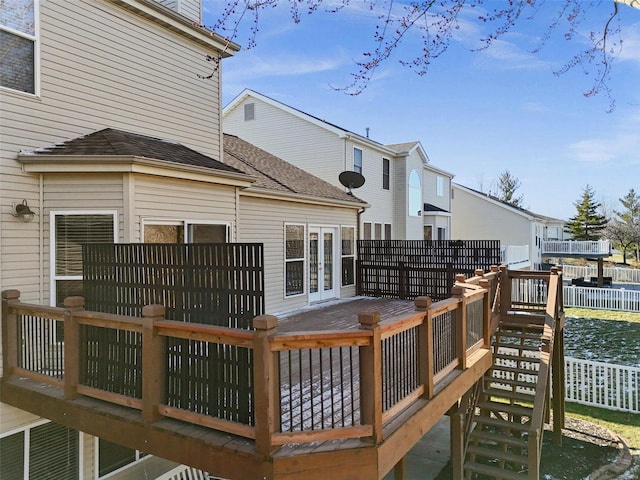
[204,1,640,220]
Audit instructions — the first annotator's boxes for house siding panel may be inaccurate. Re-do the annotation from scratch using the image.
[238,196,357,314]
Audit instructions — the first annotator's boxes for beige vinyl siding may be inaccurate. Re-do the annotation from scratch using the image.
[0,404,41,435]
[451,187,531,245]
[423,168,451,213]
[132,175,237,241]
[224,98,345,185]
[238,196,358,314]
[391,159,407,240]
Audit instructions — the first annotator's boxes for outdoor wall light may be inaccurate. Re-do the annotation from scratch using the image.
[12,199,36,223]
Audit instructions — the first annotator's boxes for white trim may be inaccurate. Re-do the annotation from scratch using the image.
[284,223,306,299]
[340,225,356,287]
[0,0,40,97]
[308,225,339,303]
[49,210,118,306]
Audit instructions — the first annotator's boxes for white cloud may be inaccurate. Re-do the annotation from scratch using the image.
[618,22,640,63]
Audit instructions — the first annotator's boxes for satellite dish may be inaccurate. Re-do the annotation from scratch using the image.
[339,171,365,193]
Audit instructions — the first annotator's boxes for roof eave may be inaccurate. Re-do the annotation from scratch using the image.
[18,154,255,187]
[110,0,241,56]
[240,187,369,209]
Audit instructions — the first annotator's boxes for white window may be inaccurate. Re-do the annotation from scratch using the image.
[51,211,117,306]
[0,420,79,479]
[1,0,38,95]
[437,227,446,240]
[353,147,363,174]
[142,219,230,243]
[408,170,422,217]
[436,176,444,197]
[285,224,305,296]
[341,226,355,286]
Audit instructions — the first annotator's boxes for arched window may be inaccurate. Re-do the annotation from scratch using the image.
[408,170,422,217]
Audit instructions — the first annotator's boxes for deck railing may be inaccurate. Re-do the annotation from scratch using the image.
[1,269,499,455]
[542,240,611,256]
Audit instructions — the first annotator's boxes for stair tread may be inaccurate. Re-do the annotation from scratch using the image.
[491,363,540,376]
[484,387,536,403]
[488,376,538,389]
[494,341,541,351]
[496,331,543,341]
[469,429,528,448]
[464,461,528,479]
[473,414,530,432]
[467,444,529,465]
[494,352,541,362]
[478,401,533,417]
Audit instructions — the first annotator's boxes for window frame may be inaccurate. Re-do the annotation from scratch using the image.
[95,437,146,479]
[0,419,80,480]
[0,0,40,96]
[436,176,444,197]
[141,219,232,243]
[50,210,118,307]
[408,169,422,217]
[382,158,390,190]
[384,223,392,240]
[340,226,356,287]
[362,222,372,240]
[284,223,306,298]
[353,147,363,174]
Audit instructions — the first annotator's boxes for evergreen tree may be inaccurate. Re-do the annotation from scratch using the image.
[565,185,608,240]
[612,188,640,262]
[494,170,524,208]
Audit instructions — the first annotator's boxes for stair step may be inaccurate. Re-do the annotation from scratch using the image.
[478,401,533,418]
[469,429,528,449]
[464,461,528,480]
[494,352,541,364]
[467,444,529,466]
[483,387,536,403]
[487,376,537,391]
[473,414,530,432]
[491,363,539,376]
[494,341,541,352]
[495,331,543,341]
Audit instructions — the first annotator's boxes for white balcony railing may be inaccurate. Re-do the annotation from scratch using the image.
[542,240,611,256]
[500,245,530,268]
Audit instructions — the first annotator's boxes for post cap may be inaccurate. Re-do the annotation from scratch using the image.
[415,296,432,310]
[358,311,380,326]
[253,315,278,330]
[142,304,165,318]
[63,296,85,309]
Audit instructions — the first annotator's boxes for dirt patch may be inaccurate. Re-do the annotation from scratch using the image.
[435,417,632,480]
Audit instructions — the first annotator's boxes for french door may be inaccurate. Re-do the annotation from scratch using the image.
[308,227,337,302]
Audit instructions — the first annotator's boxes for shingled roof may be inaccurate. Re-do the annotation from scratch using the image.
[23,128,243,175]
[223,134,367,205]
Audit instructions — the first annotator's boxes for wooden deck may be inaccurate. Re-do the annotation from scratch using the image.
[1,273,501,479]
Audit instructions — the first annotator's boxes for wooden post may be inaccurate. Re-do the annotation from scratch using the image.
[597,258,604,287]
[142,304,167,424]
[415,297,434,398]
[63,296,85,400]
[452,285,467,370]
[499,264,511,316]
[455,273,466,284]
[474,268,485,279]
[450,408,465,480]
[253,314,279,457]
[479,279,491,347]
[359,311,383,444]
[2,290,21,377]
[393,457,406,480]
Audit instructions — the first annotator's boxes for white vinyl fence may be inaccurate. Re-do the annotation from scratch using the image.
[565,357,640,413]
[564,286,640,312]
[562,265,640,284]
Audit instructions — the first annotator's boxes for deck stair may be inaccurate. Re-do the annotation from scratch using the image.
[463,311,549,479]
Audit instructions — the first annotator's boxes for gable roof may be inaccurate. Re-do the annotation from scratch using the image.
[223,134,368,207]
[453,183,564,223]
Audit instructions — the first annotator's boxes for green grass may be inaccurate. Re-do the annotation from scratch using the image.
[565,307,640,323]
[566,403,640,454]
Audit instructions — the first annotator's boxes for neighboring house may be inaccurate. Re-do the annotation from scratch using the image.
[0,1,363,479]
[223,89,454,241]
[451,183,567,269]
